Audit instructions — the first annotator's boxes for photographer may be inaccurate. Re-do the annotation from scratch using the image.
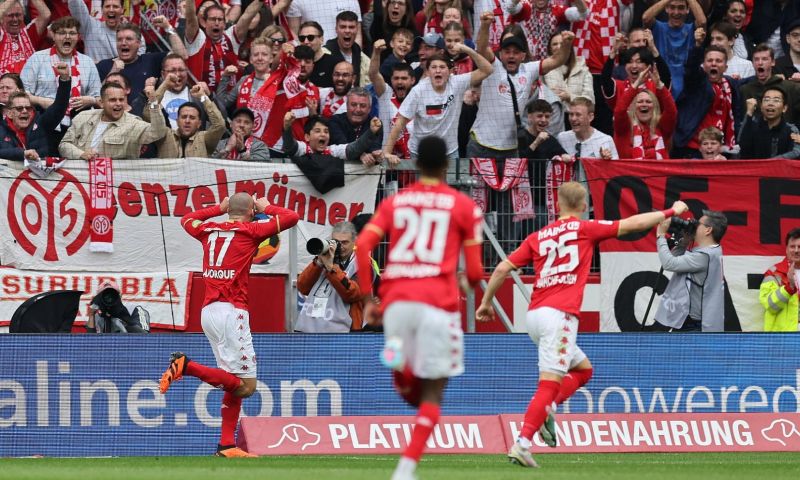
[295,222,364,333]
[86,281,149,333]
[653,210,728,332]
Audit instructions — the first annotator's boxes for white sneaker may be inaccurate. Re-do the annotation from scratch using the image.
[507,441,539,468]
[381,337,405,370]
[538,402,558,448]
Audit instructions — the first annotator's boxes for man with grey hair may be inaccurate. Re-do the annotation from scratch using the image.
[296,221,365,332]
[654,210,728,332]
[329,86,382,165]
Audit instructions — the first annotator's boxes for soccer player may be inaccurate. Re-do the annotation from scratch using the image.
[160,192,299,457]
[355,135,484,480]
[476,182,688,467]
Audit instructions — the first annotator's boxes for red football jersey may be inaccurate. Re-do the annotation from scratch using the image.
[182,205,298,309]
[507,217,619,317]
[370,181,483,312]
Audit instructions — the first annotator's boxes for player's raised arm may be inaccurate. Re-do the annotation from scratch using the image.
[252,197,300,237]
[181,198,228,235]
[617,200,689,237]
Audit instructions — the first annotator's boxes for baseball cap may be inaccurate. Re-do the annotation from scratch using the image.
[418,32,445,49]
[789,18,800,33]
[500,36,528,53]
[230,107,255,122]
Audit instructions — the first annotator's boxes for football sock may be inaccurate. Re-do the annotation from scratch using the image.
[555,368,593,405]
[519,380,560,441]
[219,391,243,447]
[402,401,440,462]
[393,365,421,407]
[185,361,242,392]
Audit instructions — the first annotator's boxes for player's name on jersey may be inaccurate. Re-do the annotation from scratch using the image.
[538,220,581,240]
[394,191,456,209]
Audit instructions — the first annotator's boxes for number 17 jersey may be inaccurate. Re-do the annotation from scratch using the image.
[507,217,619,317]
[370,181,483,312]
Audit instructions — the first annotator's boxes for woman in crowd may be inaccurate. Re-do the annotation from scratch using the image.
[371,0,418,51]
[544,32,594,107]
[415,0,471,37]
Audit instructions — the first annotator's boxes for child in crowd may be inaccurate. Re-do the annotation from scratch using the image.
[698,127,727,160]
[380,28,416,83]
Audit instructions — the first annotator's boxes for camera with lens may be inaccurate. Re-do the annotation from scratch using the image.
[307,237,343,261]
[667,216,698,246]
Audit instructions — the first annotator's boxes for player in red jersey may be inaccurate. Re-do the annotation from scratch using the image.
[356,135,484,480]
[477,181,688,467]
[159,192,299,457]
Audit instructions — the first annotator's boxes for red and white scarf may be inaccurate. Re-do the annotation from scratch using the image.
[305,143,331,155]
[523,9,561,61]
[321,90,346,118]
[487,0,507,51]
[50,47,82,116]
[203,33,237,89]
[237,73,274,139]
[471,157,534,222]
[545,159,575,224]
[390,96,410,158]
[88,156,114,253]
[227,135,255,160]
[0,28,35,74]
[631,124,667,159]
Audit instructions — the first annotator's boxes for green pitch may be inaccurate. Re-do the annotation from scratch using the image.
[1,453,800,480]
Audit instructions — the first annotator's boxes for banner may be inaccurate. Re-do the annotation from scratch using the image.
[0,158,380,274]
[582,159,800,332]
[0,268,190,329]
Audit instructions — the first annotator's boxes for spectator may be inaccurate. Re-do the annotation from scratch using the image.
[0,73,23,112]
[379,28,415,84]
[654,210,728,332]
[759,228,800,332]
[557,97,618,162]
[620,28,673,88]
[443,21,474,75]
[67,0,145,61]
[216,38,274,117]
[259,25,291,72]
[739,87,800,159]
[21,16,101,117]
[415,0,471,38]
[672,40,740,159]
[151,54,197,130]
[103,72,136,113]
[296,221,365,333]
[184,0,263,89]
[319,61,354,119]
[642,0,706,99]
[282,113,383,164]
[508,0,588,62]
[96,22,184,105]
[412,32,445,81]
[330,87,382,165]
[384,43,494,164]
[0,67,69,161]
[572,0,628,75]
[370,40,416,159]
[748,0,799,59]
[287,0,362,44]
[709,21,755,80]
[300,21,339,88]
[469,13,573,159]
[697,126,728,160]
[531,79,566,135]
[146,83,226,158]
[544,32,595,109]
[471,0,521,52]
[213,107,271,161]
[371,0,418,54]
[740,44,800,124]
[601,46,658,134]
[776,19,800,80]
[325,11,370,87]
[613,67,677,159]
[0,0,50,75]
[59,81,168,160]
[723,0,754,60]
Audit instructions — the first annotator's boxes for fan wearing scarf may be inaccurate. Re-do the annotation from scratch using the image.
[213,107,271,161]
[0,63,69,162]
[0,0,50,75]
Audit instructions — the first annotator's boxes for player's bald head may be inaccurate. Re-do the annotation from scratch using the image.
[228,193,254,216]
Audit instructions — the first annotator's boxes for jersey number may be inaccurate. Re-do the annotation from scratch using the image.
[207,231,235,266]
[390,208,450,264]
[539,231,578,277]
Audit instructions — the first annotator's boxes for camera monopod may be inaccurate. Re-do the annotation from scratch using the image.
[640,266,665,331]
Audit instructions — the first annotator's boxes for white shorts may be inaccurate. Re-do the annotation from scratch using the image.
[383,301,464,379]
[200,302,257,378]
[525,306,587,376]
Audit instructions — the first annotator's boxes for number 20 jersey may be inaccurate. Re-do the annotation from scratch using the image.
[370,181,483,312]
[507,217,619,317]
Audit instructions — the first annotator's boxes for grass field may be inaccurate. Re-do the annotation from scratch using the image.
[2,453,800,480]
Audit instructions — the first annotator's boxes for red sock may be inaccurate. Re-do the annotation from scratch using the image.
[185,361,242,392]
[555,368,593,405]
[219,391,243,447]
[402,402,440,462]
[393,365,421,407]
[519,380,560,440]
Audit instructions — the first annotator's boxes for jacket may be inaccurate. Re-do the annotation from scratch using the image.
[544,56,595,105]
[738,116,800,159]
[0,78,70,160]
[145,97,225,158]
[739,75,800,125]
[759,258,799,332]
[59,105,168,159]
[296,256,364,332]
[324,39,372,87]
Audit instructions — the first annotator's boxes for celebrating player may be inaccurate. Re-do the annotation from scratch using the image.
[355,135,483,480]
[160,192,299,457]
[477,182,688,467]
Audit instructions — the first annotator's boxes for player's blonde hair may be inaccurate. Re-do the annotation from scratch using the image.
[557,181,587,211]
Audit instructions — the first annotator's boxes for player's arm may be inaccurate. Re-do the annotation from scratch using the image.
[181,201,226,236]
[462,204,485,287]
[475,259,517,322]
[616,200,688,237]
[29,0,51,35]
[251,198,300,238]
[355,223,385,297]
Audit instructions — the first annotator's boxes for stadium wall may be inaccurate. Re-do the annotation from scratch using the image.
[0,334,798,456]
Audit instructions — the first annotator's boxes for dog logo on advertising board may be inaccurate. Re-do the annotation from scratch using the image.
[761,419,800,446]
[268,423,321,451]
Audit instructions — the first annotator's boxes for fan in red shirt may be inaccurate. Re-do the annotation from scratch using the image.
[0,0,50,75]
[477,182,688,468]
[159,193,299,458]
[356,135,483,480]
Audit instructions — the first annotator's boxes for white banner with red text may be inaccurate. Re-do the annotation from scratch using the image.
[238,413,800,454]
[0,158,379,273]
[0,267,191,329]
[581,159,800,332]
